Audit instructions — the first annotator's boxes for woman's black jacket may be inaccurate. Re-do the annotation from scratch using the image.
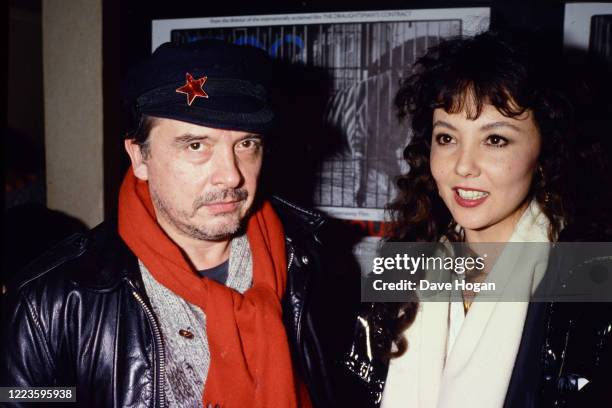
[340,226,612,408]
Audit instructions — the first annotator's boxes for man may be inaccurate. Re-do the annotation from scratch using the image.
[1,40,333,407]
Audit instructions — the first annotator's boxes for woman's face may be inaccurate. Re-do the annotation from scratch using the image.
[430,102,541,242]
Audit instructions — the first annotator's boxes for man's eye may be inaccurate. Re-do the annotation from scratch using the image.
[435,133,454,145]
[238,139,261,150]
[188,142,202,151]
[485,135,509,147]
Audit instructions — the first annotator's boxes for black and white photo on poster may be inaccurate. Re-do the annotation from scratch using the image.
[564,2,612,64]
[153,9,490,224]
[589,14,612,64]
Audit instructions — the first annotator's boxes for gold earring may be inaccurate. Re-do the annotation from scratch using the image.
[538,165,551,203]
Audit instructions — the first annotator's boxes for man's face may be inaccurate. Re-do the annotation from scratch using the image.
[125,117,263,243]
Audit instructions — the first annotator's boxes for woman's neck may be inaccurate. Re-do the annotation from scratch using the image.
[464,200,530,243]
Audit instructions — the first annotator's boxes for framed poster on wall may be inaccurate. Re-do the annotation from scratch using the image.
[564,2,612,63]
[152,8,490,274]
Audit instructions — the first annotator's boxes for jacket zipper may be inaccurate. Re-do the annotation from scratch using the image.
[286,242,305,348]
[132,289,167,408]
[287,244,295,273]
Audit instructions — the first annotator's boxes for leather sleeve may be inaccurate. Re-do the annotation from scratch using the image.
[0,290,57,392]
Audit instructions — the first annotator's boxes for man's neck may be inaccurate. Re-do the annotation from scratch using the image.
[156,219,232,270]
[179,238,231,271]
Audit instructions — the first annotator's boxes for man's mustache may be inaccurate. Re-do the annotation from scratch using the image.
[191,189,248,215]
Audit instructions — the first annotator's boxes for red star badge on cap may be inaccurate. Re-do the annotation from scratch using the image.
[176,73,209,106]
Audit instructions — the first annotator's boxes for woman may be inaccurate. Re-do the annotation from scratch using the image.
[343,31,612,407]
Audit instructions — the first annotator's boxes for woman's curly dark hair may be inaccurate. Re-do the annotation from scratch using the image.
[367,31,612,361]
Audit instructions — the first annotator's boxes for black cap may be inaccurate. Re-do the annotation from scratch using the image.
[122,40,274,135]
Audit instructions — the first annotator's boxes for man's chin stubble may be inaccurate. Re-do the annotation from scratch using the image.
[153,199,240,242]
[175,212,244,242]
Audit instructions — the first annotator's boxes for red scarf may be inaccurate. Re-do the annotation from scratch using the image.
[118,169,312,407]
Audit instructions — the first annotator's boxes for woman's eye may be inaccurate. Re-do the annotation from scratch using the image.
[435,133,454,145]
[485,135,509,147]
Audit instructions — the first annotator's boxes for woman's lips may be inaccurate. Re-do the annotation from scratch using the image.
[453,187,489,208]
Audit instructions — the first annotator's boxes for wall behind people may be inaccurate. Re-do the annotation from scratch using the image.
[7,0,609,240]
[5,0,90,288]
[114,0,570,211]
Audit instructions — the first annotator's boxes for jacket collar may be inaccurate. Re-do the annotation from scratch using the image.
[269,196,325,243]
[63,220,141,291]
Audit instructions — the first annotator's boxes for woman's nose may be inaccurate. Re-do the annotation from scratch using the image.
[454,146,481,178]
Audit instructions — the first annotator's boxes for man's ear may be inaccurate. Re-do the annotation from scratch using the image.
[124,139,149,180]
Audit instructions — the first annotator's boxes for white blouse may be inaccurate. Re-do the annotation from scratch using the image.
[381,200,551,408]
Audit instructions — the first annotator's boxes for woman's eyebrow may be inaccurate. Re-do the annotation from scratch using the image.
[480,121,521,132]
[432,120,457,130]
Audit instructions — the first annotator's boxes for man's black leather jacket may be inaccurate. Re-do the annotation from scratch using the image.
[0,197,335,407]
